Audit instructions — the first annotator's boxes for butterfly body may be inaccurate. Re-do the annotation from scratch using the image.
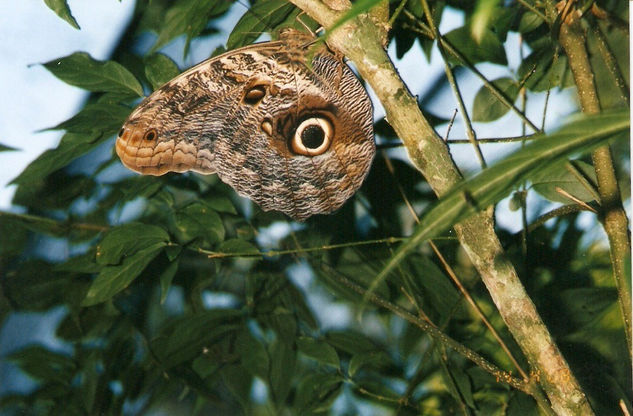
[116,29,374,221]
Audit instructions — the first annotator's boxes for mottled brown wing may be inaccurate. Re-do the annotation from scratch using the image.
[116,33,374,221]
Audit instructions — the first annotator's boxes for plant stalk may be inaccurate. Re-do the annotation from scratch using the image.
[558,12,632,353]
[288,1,595,414]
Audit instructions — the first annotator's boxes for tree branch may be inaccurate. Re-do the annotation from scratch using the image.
[287,1,595,414]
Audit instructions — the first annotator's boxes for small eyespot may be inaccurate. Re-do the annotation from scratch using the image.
[244,85,266,105]
[261,119,273,136]
[118,128,125,137]
[144,129,157,141]
[291,117,333,156]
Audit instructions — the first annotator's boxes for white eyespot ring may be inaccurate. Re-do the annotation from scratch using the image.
[291,117,333,156]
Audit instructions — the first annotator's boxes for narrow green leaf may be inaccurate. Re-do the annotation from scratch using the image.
[82,242,166,306]
[518,11,545,33]
[294,373,342,414]
[43,0,80,29]
[296,337,340,369]
[368,109,628,298]
[96,222,169,265]
[43,52,143,96]
[0,143,18,152]
[227,0,295,50]
[235,330,269,379]
[11,132,103,185]
[144,53,180,90]
[472,77,519,122]
[326,0,383,38]
[48,103,130,136]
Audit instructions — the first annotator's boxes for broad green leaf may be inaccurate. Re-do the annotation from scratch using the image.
[519,46,573,92]
[296,337,340,369]
[235,330,269,379]
[217,238,260,256]
[152,0,232,55]
[96,222,169,265]
[348,351,391,377]
[82,242,166,306]
[368,109,628,296]
[9,346,75,384]
[151,310,243,368]
[170,201,224,245]
[54,251,102,273]
[294,373,342,414]
[144,53,180,90]
[43,0,80,29]
[3,260,73,311]
[227,0,295,50]
[43,52,143,96]
[159,258,179,304]
[472,77,519,122]
[11,132,103,185]
[518,11,544,33]
[204,195,237,214]
[470,0,501,43]
[324,330,377,354]
[48,103,130,136]
[444,26,507,66]
[0,216,28,256]
[269,340,296,405]
[531,160,599,203]
[0,143,17,152]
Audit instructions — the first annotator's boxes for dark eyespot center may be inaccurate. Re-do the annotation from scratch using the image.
[144,130,157,141]
[301,125,325,149]
[118,128,125,137]
[244,86,266,105]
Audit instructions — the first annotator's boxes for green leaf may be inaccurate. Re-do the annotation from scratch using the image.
[54,251,102,274]
[43,0,80,29]
[269,340,296,405]
[296,337,340,369]
[531,160,599,203]
[325,0,383,39]
[82,242,166,306]
[235,330,269,379]
[0,143,17,152]
[470,0,501,43]
[0,216,28,256]
[9,346,76,384]
[96,222,169,265]
[11,132,103,185]
[217,239,260,256]
[144,53,180,90]
[159,258,180,304]
[348,351,391,377]
[294,373,342,414]
[227,0,295,50]
[472,77,520,122]
[153,0,232,54]
[43,52,143,96]
[368,109,629,296]
[518,11,544,33]
[170,201,225,245]
[444,26,507,65]
[151,310,243,368]
[48,103,130,136]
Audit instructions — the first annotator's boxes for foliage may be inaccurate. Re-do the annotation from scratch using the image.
[0,0,629,415]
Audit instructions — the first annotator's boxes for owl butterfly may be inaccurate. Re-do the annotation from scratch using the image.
[116,28,375,221]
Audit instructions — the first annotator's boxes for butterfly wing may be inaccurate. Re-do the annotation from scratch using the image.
[116,35,374,220]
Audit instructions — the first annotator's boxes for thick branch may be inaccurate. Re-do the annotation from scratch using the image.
[287,1,594,414]
[558,13,632,352]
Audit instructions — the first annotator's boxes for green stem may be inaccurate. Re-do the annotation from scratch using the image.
[558,13,632,354]
[288,1,594,414]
